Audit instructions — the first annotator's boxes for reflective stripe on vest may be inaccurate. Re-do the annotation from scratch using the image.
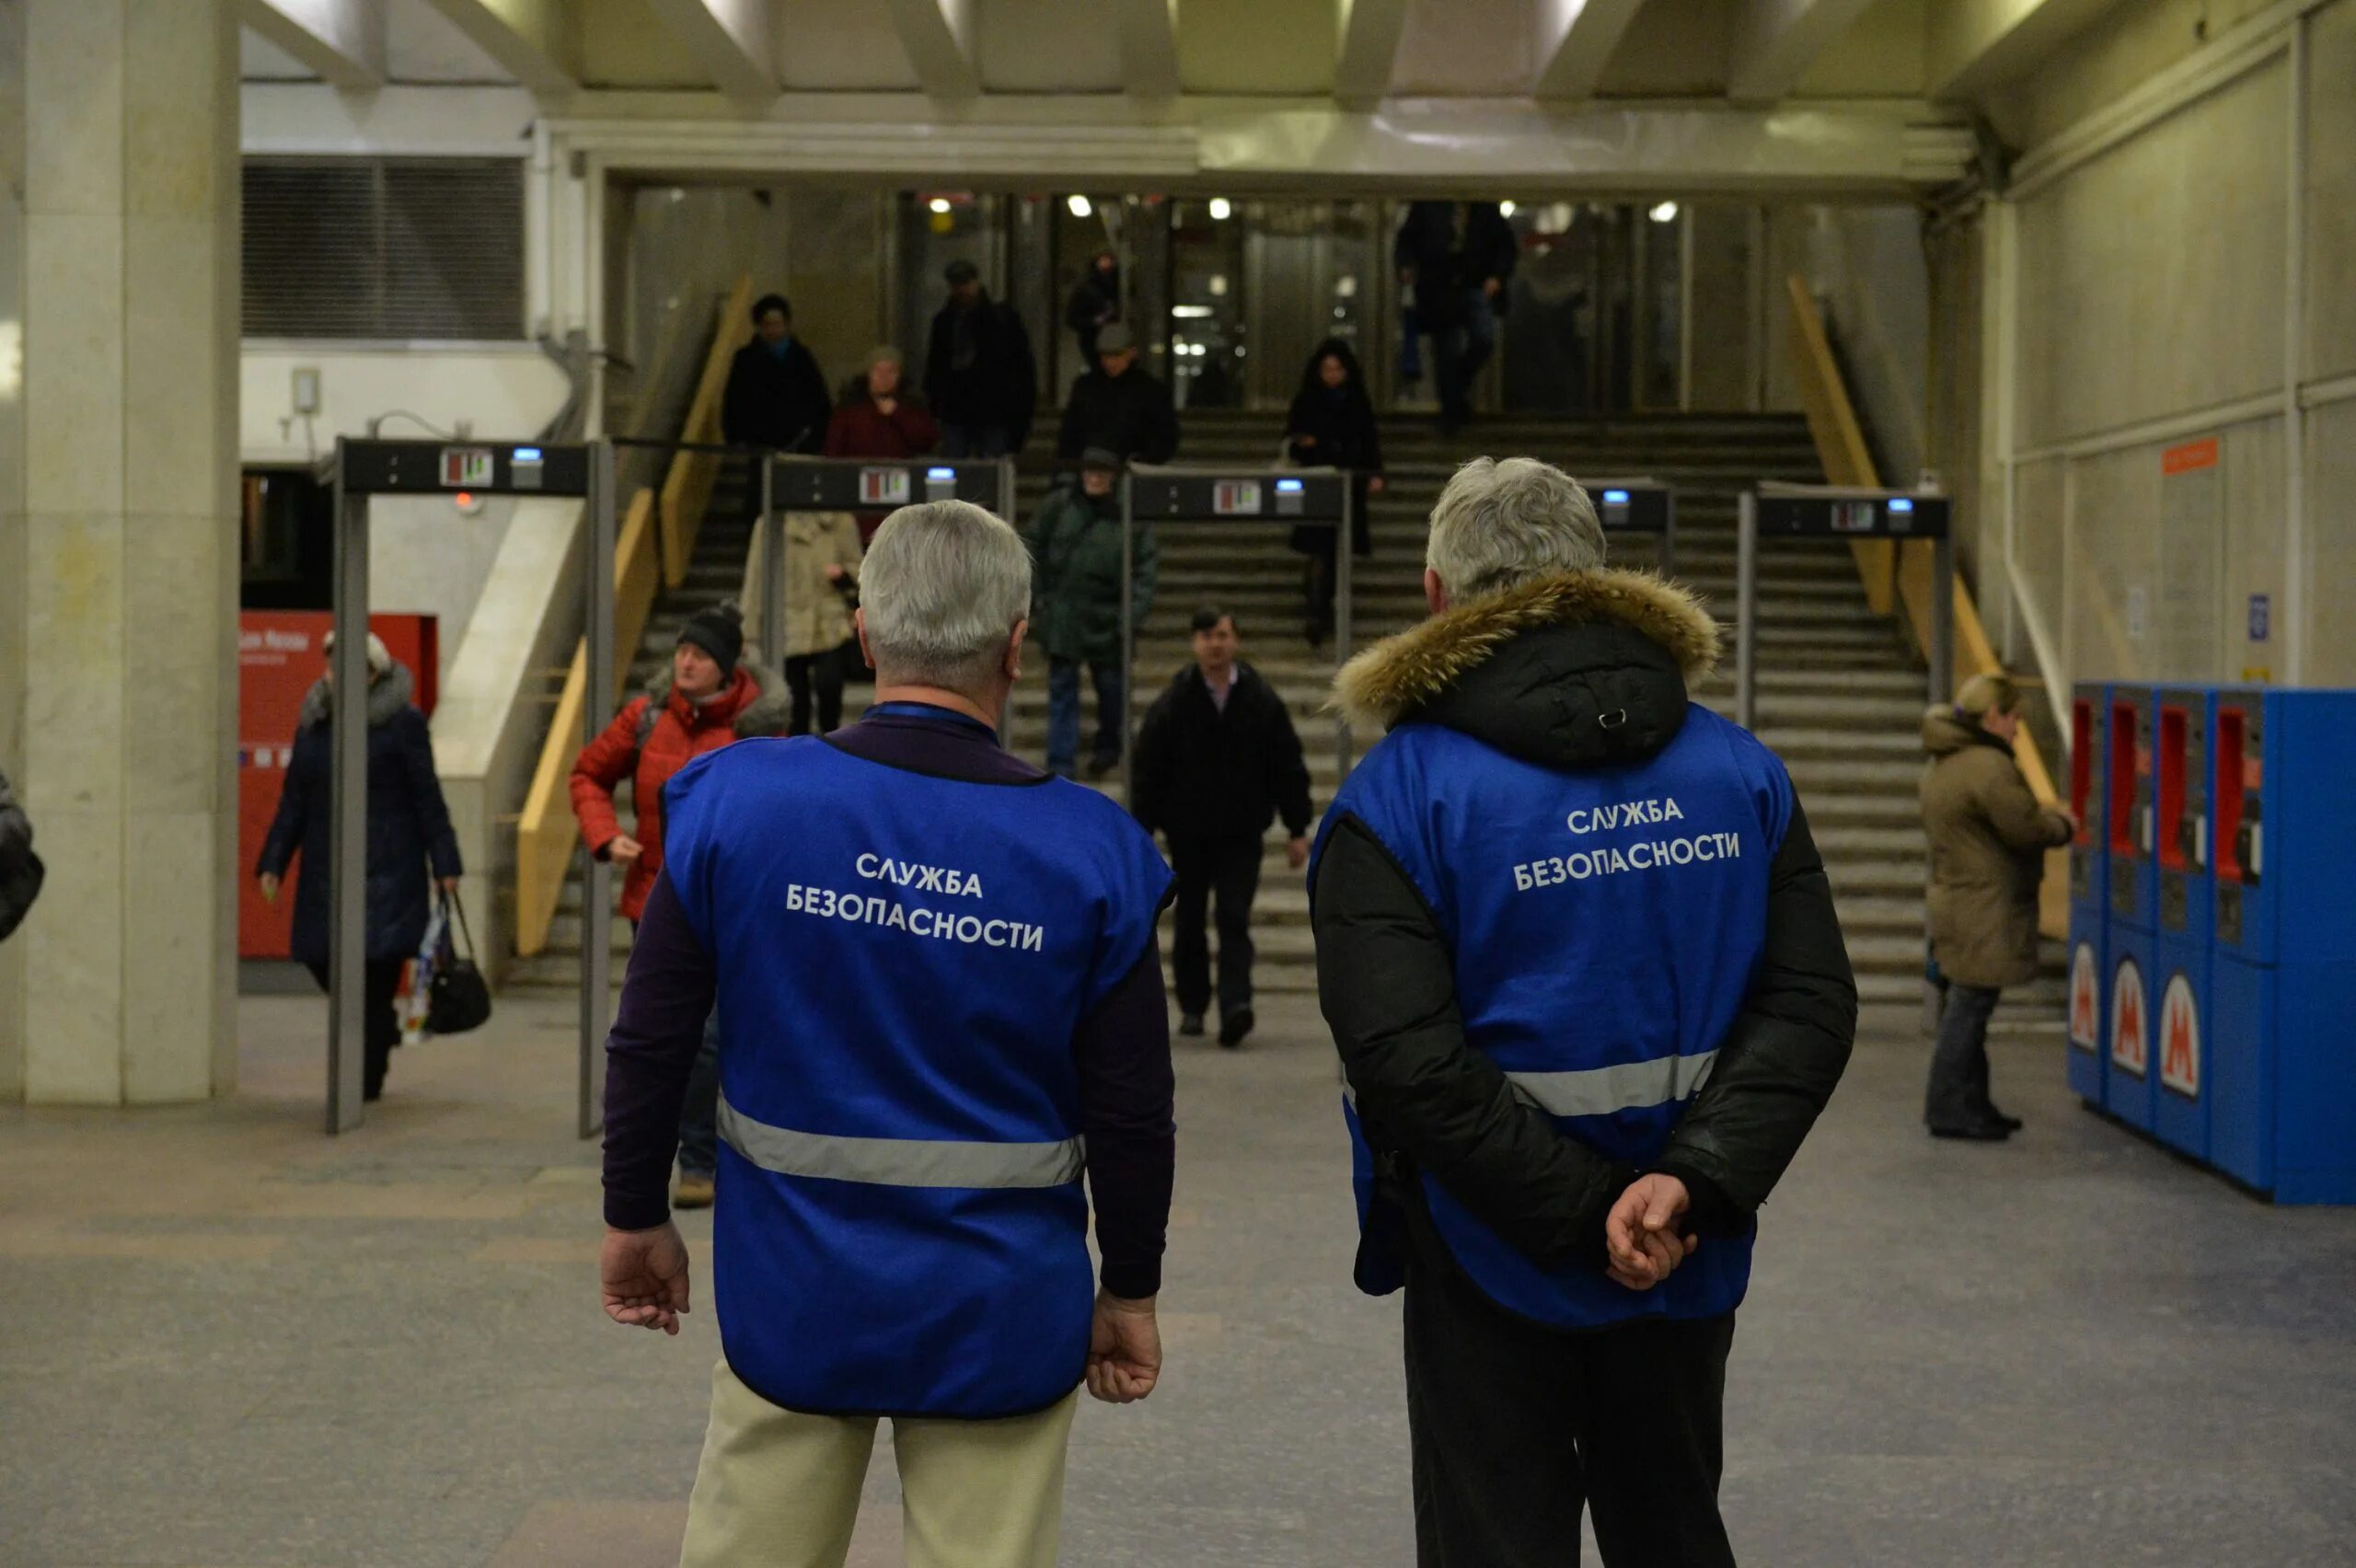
[719,1093,1086,1189]
[1505,1050,1720,1119]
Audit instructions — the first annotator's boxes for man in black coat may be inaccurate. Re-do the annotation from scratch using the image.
[1132,609,1312,1048]
[924,259,1038,459]
[1055,323,1180,466]
[722,293,831,455]
[1393,202,1519,432]
[1311,458,1854,1566]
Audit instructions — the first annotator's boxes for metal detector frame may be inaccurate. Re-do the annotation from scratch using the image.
[754,455,1019,670]
[1118,465,1357,795]
[329,438,614,1136]
[1734,482,1954,732]
[1584,477,1679,575]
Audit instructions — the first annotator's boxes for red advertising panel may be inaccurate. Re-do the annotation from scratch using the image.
[238,613,437,960]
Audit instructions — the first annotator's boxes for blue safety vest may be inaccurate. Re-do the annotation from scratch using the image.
[1314,702,1793,1330]
[660,717,1171,1418]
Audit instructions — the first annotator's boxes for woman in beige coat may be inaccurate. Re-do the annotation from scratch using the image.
[1921,673,2074,1140]
[779,510,862,734]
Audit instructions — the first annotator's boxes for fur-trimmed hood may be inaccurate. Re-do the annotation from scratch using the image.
[642,653,793,739]
[298,659,416,732]
[1332,569,1720,772]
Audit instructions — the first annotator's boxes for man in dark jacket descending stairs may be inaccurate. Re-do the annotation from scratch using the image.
[1311,457,1856,1567]
[1131,607,1314,1048]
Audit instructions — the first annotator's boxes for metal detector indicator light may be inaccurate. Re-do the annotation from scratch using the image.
[510,446,546,490]
[1887,495,1915,532]
[860,467,912,507]
[924,465,956,501]
[1212,479,1262,515]
[1275,477,1306,516]
[440,447,494,489]
[1600,488,1631,526]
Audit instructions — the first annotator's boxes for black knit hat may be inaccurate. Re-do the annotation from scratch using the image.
[677,602,744,672]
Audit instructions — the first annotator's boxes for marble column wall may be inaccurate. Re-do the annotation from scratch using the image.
[4,0,238,1104]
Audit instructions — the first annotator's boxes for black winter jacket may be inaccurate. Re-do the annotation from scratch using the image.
[1311,570,1855,1281]
[1131,663,1314,844]
[257,663,464,966]
[1284,386,1382,556]
[0,767,40,941]
[721,338,831,455]
[923,294,1038,445]
[1056,366,1180,466]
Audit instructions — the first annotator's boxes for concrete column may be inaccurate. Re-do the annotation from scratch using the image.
[0,0,239,1104]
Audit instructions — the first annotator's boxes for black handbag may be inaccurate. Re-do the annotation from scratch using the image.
[427,889,492,1035]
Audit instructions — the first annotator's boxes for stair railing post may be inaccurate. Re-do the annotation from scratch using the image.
[579,438,618,1139]
[1736,489,1759,732]
[1334,470,1355,783]
[328,441,370,1134]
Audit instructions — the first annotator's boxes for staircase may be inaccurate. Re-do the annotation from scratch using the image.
[514,408,2060,1041]
[506,462,756,990]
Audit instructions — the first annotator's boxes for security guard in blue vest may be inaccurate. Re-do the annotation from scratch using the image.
[599,499,1176,1568]
[1311,457,1856,1567]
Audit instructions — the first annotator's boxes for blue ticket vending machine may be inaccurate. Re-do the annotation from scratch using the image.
[2150,687,2212,1160]
[2102,686,2156,1133]
[2064,685,2109,1105]
[2208,688,2356,1203]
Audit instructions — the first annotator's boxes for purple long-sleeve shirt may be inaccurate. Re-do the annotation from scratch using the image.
[601,701,1177,1301]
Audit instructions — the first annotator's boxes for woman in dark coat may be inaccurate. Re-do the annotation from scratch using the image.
[1284,338,1385,647]
[257,633,462,1101]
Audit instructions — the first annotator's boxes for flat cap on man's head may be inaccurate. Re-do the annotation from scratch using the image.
[1096,322,1136,354]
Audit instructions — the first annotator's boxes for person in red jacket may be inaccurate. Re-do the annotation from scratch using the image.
[826,346,941,544]
[571,603,788,1206]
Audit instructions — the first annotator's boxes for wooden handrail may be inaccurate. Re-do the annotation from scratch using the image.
[661,276,756,586]
[514,486,658,958]
[1784,275,2070,940]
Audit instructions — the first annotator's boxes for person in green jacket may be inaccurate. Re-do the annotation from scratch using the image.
[1027,447,1158,779]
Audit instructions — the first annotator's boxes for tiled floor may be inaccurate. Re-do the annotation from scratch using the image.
[3,987,2354,1566]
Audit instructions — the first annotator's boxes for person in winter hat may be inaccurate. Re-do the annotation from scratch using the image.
[256,630,462,1102]
[572,602,790,1205]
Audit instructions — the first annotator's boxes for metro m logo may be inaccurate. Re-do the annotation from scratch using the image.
[2110,958,2147,1077]
[2159,973,2201,1097]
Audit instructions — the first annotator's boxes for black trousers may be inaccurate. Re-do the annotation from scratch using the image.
[303,957,405,1101]
[1925,981,2004,1127]
[1403,1236,1738,1567]
[1167,832,1262,1019]
[784,648,845,735]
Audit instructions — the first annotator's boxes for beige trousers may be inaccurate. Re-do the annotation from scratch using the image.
[677,1360,1080,1568]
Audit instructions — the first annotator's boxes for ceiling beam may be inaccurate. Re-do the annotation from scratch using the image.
[1925,0,2122,101]
[641,0,778,107]
[1112,0,1180,98]
[237,0,386,92]
[1725,0,1881,105]
[881,0,981,98]
[1334,0,1411,104]
[1531,0,1649,101]
[414,0,578,96]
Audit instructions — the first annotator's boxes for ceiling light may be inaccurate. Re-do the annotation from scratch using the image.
[1207,197,1231,221]
[1498,201,1516,217]
[1650,201,1680,224]
[928,197,951,214]
[1067,194,1092,218]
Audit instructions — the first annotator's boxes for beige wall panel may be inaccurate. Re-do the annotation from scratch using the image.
[2012,454,2067,675]
[2304,0,2356,382]
[773,0,921,91]
[2303,399,2356,683]
[2061,441,2160,683]
[1992,0,2284,151]
[582,0,710,89]
[977,0,1124,92]
[1795,0,1926,98]
[1685,204,1757,412]
[2017,59,2287,449]
[2219,416,2284,681]
[1392,0,1532,96]
[1178,0,1336,95]
[1598,0,1731,98]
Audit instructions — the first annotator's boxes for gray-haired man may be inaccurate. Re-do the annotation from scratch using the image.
[599,500,1176,1567]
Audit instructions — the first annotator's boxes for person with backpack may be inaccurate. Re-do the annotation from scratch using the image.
[0,766,41,942]
[255,632,463,1103]
[571,604,790,1206]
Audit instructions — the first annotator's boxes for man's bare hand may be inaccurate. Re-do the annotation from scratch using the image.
[1086,1291,1161,1404]
[1286,836,1310,870]
[602,1223,691,1334]
[1604,1173,1698,1292]
[604,835,643,867]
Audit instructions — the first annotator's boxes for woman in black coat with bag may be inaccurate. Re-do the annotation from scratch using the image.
[257,632,462,1101]
[1284,339,1385,648]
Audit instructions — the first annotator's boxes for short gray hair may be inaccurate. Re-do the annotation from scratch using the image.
[1426,456,1606,602]
[860,501,1032,691]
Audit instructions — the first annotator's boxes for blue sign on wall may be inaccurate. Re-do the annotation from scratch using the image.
[2249,594,2271,643]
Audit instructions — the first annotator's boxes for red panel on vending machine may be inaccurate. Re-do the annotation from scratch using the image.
[237,613,437,960]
